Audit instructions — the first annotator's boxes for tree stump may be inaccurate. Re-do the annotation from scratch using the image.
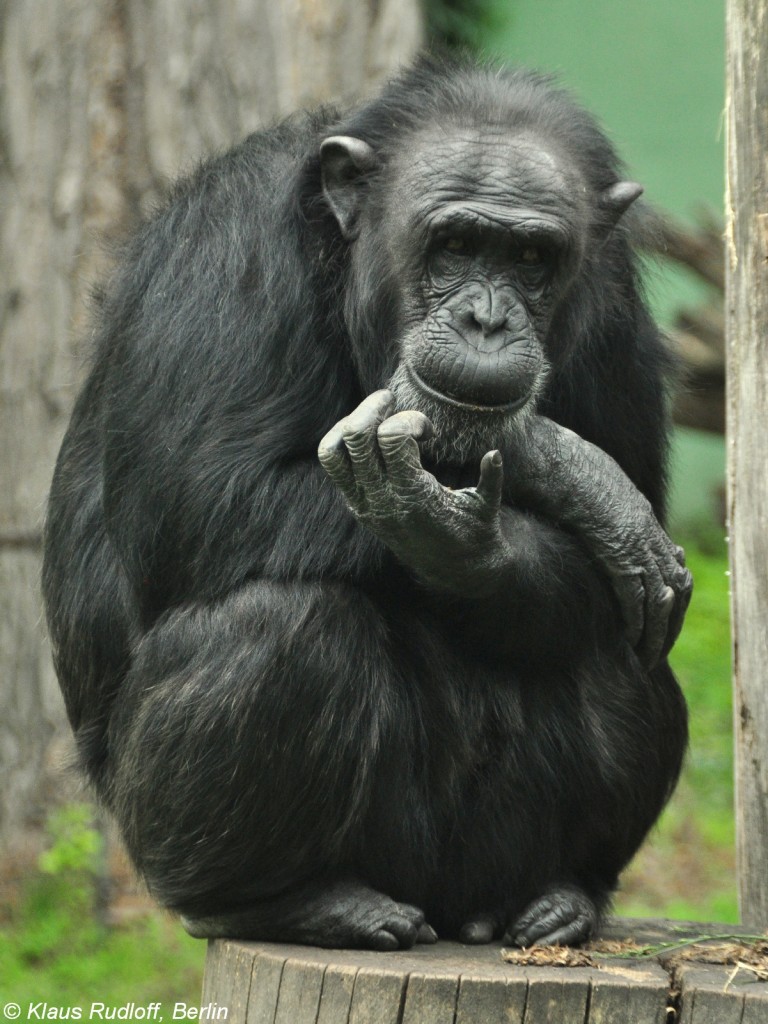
[201,918,768,1023]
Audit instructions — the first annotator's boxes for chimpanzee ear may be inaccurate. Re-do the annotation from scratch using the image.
[320,136,379,241]
[598,181,644,236]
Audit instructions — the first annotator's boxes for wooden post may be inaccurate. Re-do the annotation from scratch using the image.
[725,0,768,928]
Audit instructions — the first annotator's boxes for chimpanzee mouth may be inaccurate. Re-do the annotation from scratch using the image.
[404,362,529,414]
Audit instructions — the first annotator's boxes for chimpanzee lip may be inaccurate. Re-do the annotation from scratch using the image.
[405,363,529,414]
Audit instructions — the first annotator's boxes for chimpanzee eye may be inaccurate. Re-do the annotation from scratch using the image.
[443,237,470,255]
[520,246,543,265]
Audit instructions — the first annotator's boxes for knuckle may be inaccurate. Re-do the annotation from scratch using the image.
[342,419,370,442]
[317,438,341,462]
[318,424,344,451]
[376,423,400,441]
[378,412,427,441]
[376,424,409,447]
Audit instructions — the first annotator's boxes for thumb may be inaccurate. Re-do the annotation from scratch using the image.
[476,450,503,510]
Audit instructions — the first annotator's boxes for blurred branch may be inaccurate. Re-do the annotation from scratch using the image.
[650,207,725,292]
[644,209,726,434]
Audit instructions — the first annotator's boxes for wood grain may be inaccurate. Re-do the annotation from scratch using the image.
[725,0,768,928]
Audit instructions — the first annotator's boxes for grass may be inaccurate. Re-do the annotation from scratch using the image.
[0,525,734,1002]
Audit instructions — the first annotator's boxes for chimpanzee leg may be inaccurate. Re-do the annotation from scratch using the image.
[106,579,433,949]
[444,651,680,948]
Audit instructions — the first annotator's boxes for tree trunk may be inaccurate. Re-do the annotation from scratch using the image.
[0,0,422,856]
[725,0,768,927]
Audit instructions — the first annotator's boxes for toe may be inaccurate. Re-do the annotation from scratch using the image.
[460,913,497,944]
[370,929,400,952]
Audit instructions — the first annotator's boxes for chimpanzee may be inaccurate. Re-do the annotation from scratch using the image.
[43,56,691,951]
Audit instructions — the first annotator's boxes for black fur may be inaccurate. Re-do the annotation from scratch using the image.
[43,57,687,946]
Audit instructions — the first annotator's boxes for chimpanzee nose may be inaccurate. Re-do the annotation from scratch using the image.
[471,309,508,336]
[460,288,512,349]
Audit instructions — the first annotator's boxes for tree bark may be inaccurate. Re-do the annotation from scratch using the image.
[725,0,768,927]
[0,0,422,855]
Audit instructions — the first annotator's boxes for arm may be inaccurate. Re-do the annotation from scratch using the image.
[317,392,618,668]
[505,414,692,665]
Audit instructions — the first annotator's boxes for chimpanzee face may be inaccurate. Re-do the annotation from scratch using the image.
[382,127,589,412]
[320,124,640,462]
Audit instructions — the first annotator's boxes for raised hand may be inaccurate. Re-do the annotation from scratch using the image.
[318,390,508,597]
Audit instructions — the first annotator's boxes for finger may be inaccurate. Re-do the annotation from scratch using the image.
[340,390,396,491]
[346,389,396,425]
[510,894,553,937]
[657,537,689,588]
[342,385,397,468]
[371,910,420,950]
[611,572,645,649]
[417,922,439,944]
[369,929,400,952]
[638,582,675,669]
[317,422,357,500]
[377,410,434,489]
[511,904,568,946]
[377,409,434,443]
[396,901,426,928]
[660,566,693,659]
[475,450,503,511]
[639,543,691,667]
[318,392,395,503]
[640,533,692,665]
[514,916,593,947]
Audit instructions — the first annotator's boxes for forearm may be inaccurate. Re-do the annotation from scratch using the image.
[503,414,650,532]
[497,412,692,666]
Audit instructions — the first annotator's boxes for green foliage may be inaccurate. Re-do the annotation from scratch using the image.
[0,805,204,1004]
[6,804,106,967]
[37,804,103,877]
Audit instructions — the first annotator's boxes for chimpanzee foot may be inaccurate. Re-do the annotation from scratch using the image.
[459,912,501,944]
[180,877,437,951]
[504,886,598,947]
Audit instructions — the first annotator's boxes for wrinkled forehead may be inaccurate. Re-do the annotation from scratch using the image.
[387,125,586,232]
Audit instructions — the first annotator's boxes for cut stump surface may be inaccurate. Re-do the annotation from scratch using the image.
[201,918,768,1023]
